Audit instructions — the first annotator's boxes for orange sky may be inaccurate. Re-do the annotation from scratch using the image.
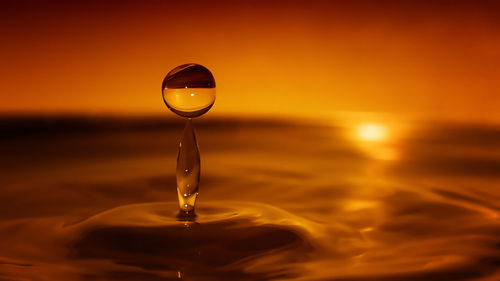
[1,0,499,120]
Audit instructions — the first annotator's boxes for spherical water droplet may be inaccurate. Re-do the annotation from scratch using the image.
[162,63,216,118]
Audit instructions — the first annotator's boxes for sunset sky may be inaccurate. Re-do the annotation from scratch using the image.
[1,0,499,120]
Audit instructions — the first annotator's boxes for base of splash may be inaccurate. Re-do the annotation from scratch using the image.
[60,201,322,280]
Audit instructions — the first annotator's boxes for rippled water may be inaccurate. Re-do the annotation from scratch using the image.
[1,116,500,280]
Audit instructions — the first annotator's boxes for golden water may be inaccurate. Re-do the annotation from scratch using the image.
[1,116,500,280]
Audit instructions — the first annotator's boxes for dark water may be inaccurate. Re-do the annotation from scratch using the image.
[1,115,500,281]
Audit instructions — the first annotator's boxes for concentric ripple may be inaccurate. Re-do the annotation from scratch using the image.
[62,201,332,280]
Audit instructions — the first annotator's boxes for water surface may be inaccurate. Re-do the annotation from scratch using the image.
[1,116,499,280]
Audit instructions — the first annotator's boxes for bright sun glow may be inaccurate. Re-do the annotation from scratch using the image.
[357,123,387,142]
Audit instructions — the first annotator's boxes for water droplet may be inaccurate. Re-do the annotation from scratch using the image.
[162,63,216,118]
[163,64,214,215]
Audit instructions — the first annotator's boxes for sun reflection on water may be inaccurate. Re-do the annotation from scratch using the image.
[356,124,387,142]
[351,122,398,161]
